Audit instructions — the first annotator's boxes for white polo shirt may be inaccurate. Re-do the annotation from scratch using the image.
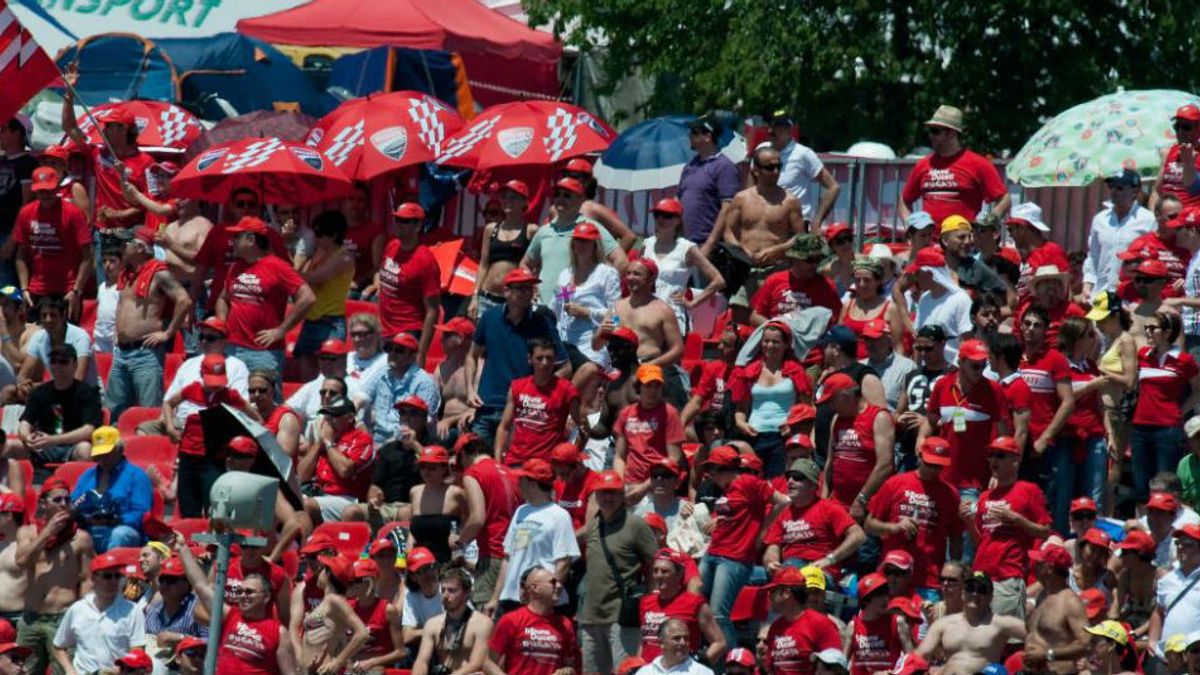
[637,655,716,675]
[53,593,146,674]
[1157,564,1200,656]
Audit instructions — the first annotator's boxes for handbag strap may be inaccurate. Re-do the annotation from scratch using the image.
[597,515,634,595]
[1166,569,1200,616]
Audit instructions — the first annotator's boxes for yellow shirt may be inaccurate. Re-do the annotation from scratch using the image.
[306,246,353,320]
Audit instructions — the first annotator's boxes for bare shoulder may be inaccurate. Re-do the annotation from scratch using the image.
[733,187,755,203]
[469,609,494,632]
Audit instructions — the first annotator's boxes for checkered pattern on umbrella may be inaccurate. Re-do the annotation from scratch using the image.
[322,119,364,167]
[408,96,448,157]
[69,101,202,152]
[439,116,501,163]
[543,107,579,162]
[222,137,285,174]
[159,106,200,147]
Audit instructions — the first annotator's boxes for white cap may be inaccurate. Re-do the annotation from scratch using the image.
[1007,202,1050,233]
[1185,416,1200,439]
[866,243,896,263]
[814,649,849,670]
[906,212,935,231]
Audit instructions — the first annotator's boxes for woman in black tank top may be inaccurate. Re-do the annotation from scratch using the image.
[468,184,538,319]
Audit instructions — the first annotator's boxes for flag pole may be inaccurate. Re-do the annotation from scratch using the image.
[57,61,124,168]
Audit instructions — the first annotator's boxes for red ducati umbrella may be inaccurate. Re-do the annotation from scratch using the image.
[75,101,204,153]
[436,100,616,170]
[307,91,465,180]
[172,137,354,206]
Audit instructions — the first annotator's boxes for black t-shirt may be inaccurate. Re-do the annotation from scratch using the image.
[896,365,952,457]
[0,153,36,236]
[372,438,422,503]
[813,362,877,464]
[21,380,103,435]
[953,257,1008,296]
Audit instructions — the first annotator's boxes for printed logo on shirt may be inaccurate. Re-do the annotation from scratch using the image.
[833,428,867,463]
[515,393,552,428]
[771,635,802,668]
[518,626,565,663]
[230,273,265,303]
[853,631,893,668]
[226,620,267,658]
[779,517,816,544]
[624,414,662,435]
[980,499,1011,533]
[378,257,402,290]
[27,220,64,254]
[1018,368,1056,394]
[898,490,938,526]
[921,168,960,196]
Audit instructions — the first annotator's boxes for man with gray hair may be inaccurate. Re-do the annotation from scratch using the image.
[636,618,714,675]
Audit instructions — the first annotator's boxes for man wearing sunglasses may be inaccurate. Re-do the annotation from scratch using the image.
[916,571,1025,674]
[1082,168,1157,300]
[6,343,101,466]
[899,105,1010,237]
[51,552,147,675]
[1152,104,1200,211]
[1152,524,1200,663]
[191,188,288,316]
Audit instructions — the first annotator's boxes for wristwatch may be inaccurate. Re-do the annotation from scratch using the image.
[1047,648,1057,662]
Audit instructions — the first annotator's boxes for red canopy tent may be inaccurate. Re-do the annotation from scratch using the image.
[237,0,562,105]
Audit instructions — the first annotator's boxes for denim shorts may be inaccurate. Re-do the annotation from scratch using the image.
[294,316,347,355]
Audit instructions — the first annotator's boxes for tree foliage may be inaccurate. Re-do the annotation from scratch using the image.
[524,0,1200,154]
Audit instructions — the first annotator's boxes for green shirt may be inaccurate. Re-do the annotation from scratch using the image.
[525,214,618,306]
[1179,453,1200,511]
[578,509,658,625]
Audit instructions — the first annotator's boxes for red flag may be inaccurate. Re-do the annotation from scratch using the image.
[0,1,59,124]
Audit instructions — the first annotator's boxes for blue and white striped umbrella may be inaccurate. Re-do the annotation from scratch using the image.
[594,115,747,191]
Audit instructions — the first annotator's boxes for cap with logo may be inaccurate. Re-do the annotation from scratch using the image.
[800,565,826,590]
[115,651,153,670]
[858,572,888,599]
[417,445,450,465]
[816,373,857,405]
[940,215,973,235]
[369,537,398,556]
[226,436,259,458]
[1176,104,1200,122]
[958,339,989,362]
[988,436,1021,455]
[1079,588,1107,621]
[319,397,356,417]
[1081,527,1112,549]
[592,470,625,491]
[390,332,419,351]
[704,445,741,469]
[786,403,817,426]
[1029,543,1073,571]
[1117,530,1155,556]
[1069,496,1097,514]
[516,458,554,483]
[881,550,914,571]
[91,553,124,573]
[503,267,539,286]
[572,222,602,240]
[30,166,60,192]
[726,648,757,668]
[1148,491,1180,512]
[393,202,425,220]
[227,216,270,236]
[1104,167,1142,189]
[919,436,953,466]
[1085,291,1122,322]
[555,177,585,196]
[1085,620,1129,646]
[91,426,121,457]
[764,566,807,590]
[651,198,683,216]
[1005,202,1050,233]
[201,353,228,388]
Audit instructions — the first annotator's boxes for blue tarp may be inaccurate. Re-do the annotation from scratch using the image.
[56,34,176,105]
[328,46,461,108]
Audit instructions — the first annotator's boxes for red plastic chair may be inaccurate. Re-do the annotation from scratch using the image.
[51,462,95,491]
[163,353,184,389]
[94,352,113,387]
[150,489,165,519]
[117,407,162,439]
[681,332,703,373]
[123,435,177,483]
[169,517,212,542]
[311,522,370,560]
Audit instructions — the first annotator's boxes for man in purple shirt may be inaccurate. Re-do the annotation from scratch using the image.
[679,116,741,246]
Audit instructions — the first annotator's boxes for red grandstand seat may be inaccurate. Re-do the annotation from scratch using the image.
[681,332,703,372]
[51,462,94,491]
[345,300,379,318]
[150,489,165,519]
[117,407,162,439]
[170,517,212,542]
[282,381,303,400]
[163,353,184,389]
[123,435,177,483]
[94,352,113,387]
[312,522,370,560]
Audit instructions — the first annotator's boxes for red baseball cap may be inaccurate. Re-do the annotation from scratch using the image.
[607,326,639,346]
[919,436,953,466]
[503,179,530,199]
[785,433,814,450]
[1173,206,1200,230]
[643,513,668,534]
[1135,259,1169,278]
[352,558,380,580]
[41,144,71,161]
[824,222,851,242]
[1116,246,1144,261]
[573,222,602,240]
[299,533,336,555]
[0,643,30,660]
[1176,104,1200,122]
[393,202,425,220]
[726,648,757,668]
[764,566,807,590]
[654,547,689,567]
[132,226,157,247]
[861,318,889,340]
[317,554,355,585]
[226,436,258,458]
[0,619,15,644]
[173,637,205,658]
[200,354,227,388]
[198,316,227,335]
[550,442,587,464]
[91,553,124,573]
[30,166,60,192]
[1117,530,1155,555]
[436,316,475,337]
[555,177,586,196]
[888,596,922,619]
[617,656,648,675]
[858,572,889,598]
[816,373,857,404]
[390,332,419,351]
[104,108,136,127]
[1174,523,1200,541]
[159,556,186,578]
[0,493,22,515]
[958,339,989,362]
[406,546,436,572]
[651,198,683,216]
[904,246,946,274]
[787,404,817,427]
[1081,528,1112,550]
[704,445,741,469]
[503,267,540,286]
[318,339,349,355]
[115,651,153,670]
[891,652,930,675]
[226,216,270,236]
[996,246,1022,267]
[881,550,914,571]
[1070,497,1098,514]
[564,157,594,175]
[369,538,397,556]
[1029,543,1073,571]
[417,445,450,465]
[394,395,429,413]
[988,436,1021,455]
[516,458,554,483]
[592,470,625,491]
[739,453,763,474]
[1147,491,1180,512]
[1079,588,1107,620]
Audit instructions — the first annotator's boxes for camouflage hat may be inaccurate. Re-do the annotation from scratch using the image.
[786,234,827,261]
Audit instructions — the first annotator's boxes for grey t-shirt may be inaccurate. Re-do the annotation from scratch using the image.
[26,324,98,386]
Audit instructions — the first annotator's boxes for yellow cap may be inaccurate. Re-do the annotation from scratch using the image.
[146,541,172,558]
[1085,620,1128,646]
[91,426,121,457]
[1165,634,1189,654]
[800,565,826,590]
[940,215,973,235]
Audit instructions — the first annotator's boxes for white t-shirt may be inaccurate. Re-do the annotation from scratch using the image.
[1156,564,1200,656]
[93,282,119,354]
[53,593,146,674]
[777,140,824,219]
[165,353,250,426]
[915,286,973,357]
[498,501,580,604]
[346,351,387,393]
[400,587,444,628]
[26,324,98,385]
[551,263,620,365]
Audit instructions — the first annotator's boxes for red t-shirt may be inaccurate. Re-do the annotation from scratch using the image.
[692,360,734,411]
[463,458,521,558]
[868,471,963,588]
[639,590,706,661]
[554,469,597,529]
[1067,359,1105,439]
[973,480,1050,580]
[12,199,91,295]
[177,383,248,457]
[1018,348,1071,442]
[707,474,776,564]
[216,607,283,675]
[1134,346,1200,427]
[751,269,843,319]
[195,224,289,312]
[765,610,843,675]
[377,239,441,337]
[763,498,855,564]
[850,614,904,675]
[900,149,1007,236]
[1014,300,1086,351]
[224,255,305,350]
[350,596,395,659]
[507,376,579,466]
[829,405,889,508]
[343,221,384,282]
[82,143,155,229]
[1159,143,1200,208]
[314,428,376,497]
[488,606,579,675]
[615,401,686,484]
[926,373,1010,489]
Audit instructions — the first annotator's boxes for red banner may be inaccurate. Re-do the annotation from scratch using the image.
[0,1,59,124]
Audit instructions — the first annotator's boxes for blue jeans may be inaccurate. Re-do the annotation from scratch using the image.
[89,524,142,553]
[960,487,980,565]
[105,344,166,420]
[1078,436,1107,513]
[228,346,285,399]
[1130,425,1185,504]
[1040,436,1079,536]
[178,453,224,518]
[470,406,505,450]
[700,554,752,650]
[295,316,347,355]
[752,431,786,478]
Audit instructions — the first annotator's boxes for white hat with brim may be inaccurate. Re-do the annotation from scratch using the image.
[925,105,964,133]
[1030,265,1070,286]
[814,648,849,670]
[1006,202,1050,233]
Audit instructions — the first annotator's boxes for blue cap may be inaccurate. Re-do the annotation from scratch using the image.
[980,664,1008,675]
[906,212,935,231]
[818,325,859,352]
[1104,167,1141,189]
[0,286,21,303]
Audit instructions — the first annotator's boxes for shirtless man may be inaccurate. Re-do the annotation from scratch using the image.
[594,258,686,406]
[15,477,94,675]
[0,495,28,623]
[0,288,34,389]
[1024,544,1090,675]
[917,571,1025,675]
[154,198,213,280]
[105,227,192,420]
[411,566,492,675]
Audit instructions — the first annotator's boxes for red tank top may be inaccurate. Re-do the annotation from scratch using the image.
[217,607,283,675]
[830,405,888,508]
[265,404,299,436]
[350,596,394,658]
[842,299,891,359]
[638,590,706,661]
[462,458,520,558]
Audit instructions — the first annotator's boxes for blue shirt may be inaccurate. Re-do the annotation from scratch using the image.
[678,152,740,242]
[474,304,567,409]
[70,458,152,530]
[145,593,207,638]
[368,363,440,446]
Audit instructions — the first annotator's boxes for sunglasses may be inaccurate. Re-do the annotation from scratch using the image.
[233,200,258,209]
[198,333,223,342]
[247,387,271,395]
[1070,511,1096,520]
[385,345,414,354]
[1176,122,1197,132]
[395,218,421,225]
[650,471,676,480]
[319,388,341,397]
[831,235,853,245]
[757,163,782,171]
[553,190,578,198]
[988,452,1014,460]
[1134,276,1162,284]
[349,330,374,338]
[96,571,122,580]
